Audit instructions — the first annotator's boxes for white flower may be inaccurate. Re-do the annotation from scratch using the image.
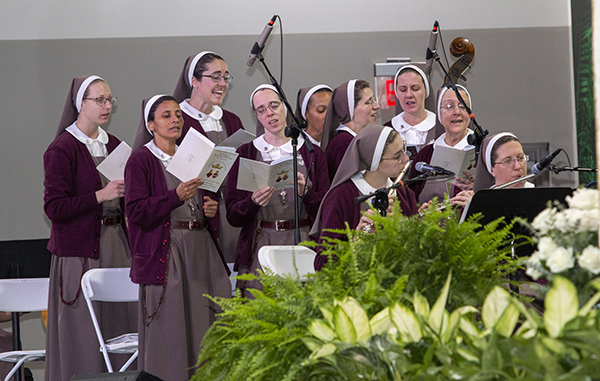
[574,209,600,233]
[532,207,557,235]
[536,236,559,260]
[546,246,575,273]
[566,188,600,210]
[525,252,544,280]
[578,246,600,274]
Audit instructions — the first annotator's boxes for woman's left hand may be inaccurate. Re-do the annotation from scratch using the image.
[203,196,219,218]
[450,190,474,207]
[386,194,395,216]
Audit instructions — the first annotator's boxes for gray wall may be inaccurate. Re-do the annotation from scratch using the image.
[0,26,577,241]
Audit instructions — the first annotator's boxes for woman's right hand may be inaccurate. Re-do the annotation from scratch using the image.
[96,180,124,203]
[251,186,275,207]
[176,177,203,201]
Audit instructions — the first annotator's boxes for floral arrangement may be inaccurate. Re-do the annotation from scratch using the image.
[525,187,600,299]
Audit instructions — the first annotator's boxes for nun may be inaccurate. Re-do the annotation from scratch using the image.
[226,84,330,293]
[311,124,418,270]
[321,79,380,181]
[408,84,475,203]
[294,84,333,147]
[172,51,245,263]
[43,75,136,380]
[384,64,440,147]
[125,95,231,380]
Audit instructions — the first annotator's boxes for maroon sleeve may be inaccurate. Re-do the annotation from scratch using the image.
[396,186,418,217]
[326,132,354,181]
[43,136,100,223]
[124,148,183,228]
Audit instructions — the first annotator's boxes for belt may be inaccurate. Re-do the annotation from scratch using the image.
[171,219,207,230]
[101,215,122,226]
[259,217,311,231]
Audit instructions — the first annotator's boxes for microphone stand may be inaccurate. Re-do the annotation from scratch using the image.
[428,49,488,161]
[257,53,314,244]
[549,165,597,174]
[354,172,453,216]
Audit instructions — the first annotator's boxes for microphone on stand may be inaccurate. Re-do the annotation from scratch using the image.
[531,149,562,174]
[424,20,439,76]
[415,162,455,177]
[246,15,277,67]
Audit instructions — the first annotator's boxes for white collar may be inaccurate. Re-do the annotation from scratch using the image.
[180,100,223,122]
[66,122,109,145]
[304,132,321,147]
[66,122,109,157]
[335,124,357,137]
[350,171,393,205]
[144,140,177,168]
[253,134,305,153]
[391,110,436,133]
[433,129,474,150]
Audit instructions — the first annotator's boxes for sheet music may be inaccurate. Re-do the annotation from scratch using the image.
[96,141,131,181]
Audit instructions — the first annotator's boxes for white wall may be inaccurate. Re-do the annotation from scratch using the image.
[0,0,570,40]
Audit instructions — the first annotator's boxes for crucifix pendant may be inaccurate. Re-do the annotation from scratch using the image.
[278,189,287,205]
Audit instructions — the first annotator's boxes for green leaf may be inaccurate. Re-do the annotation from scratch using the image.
[338,297,371,342]
[456,347,480,363]
[495,302,519,338]
[309,320,336,342]
[370,307,393,335]
[544,276,579,338]
[443,306,478,343]
[390,302,423,342]
[481,286,511,331]
[413,290,430,319]
[428,271,452,335]
[459,316,481,339]
[579,289,600,317]
[320,307,334,327]
[302,337,323,352]
[309,342,337,360]
[332,305,357,344]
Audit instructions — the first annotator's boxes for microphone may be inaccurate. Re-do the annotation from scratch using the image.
[532,148,562,174]
[415,162,455,176]
[246,15,277,67]
[424,20,439,76]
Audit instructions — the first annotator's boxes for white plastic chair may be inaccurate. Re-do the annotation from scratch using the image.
[81,268,138,373]
[0,278,49,381]
[257,245,317,281]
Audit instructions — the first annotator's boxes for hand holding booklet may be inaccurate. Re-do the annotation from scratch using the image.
[96,141,131,181]
[236,157,295,193]
[166,129,253,193]
[430,145,476,179]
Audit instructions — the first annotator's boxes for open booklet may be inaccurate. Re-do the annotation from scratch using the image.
[430,145,476,179]
[96,141,131,181]
[167,128,255,193]
[236,156,295,193]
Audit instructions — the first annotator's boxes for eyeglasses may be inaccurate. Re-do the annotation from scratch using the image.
[441,102,466,111]
[358,96,379,107]
[381,145,408,162]
[83,96,117,106]
[255,101,281,116]
[200,73,233,83]
[493,154,529,168]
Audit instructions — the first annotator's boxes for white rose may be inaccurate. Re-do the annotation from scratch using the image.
[552,210,574,233]
[525,252,544,280]
[536,236,559,260]
[574,209,600,233]
[578,246,600,275]
[566,188,600,210]
[546,246,575,273]
[532,207,557,235]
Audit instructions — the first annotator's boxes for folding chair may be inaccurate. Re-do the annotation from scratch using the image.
[80,268,138,373]
[0,278,49,381]
[257,245,317,281]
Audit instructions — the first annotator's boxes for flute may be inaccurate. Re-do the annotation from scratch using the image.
[494,174,535,189]
[389,161,412,196]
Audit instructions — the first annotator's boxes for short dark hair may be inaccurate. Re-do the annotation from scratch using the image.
[148,95,178,122]
[82,78,106,99]
[192,53,226,80]
[354,80,371,107]
[491,135,520,163]
[306,87,333,109]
